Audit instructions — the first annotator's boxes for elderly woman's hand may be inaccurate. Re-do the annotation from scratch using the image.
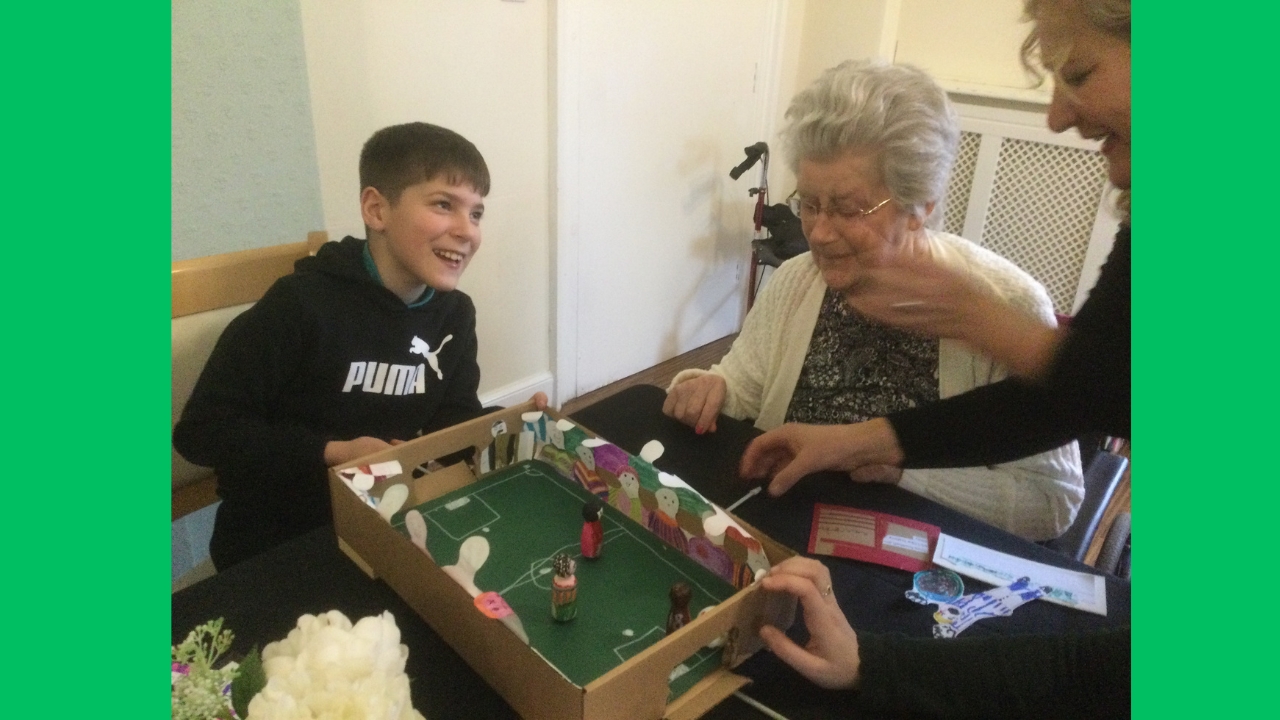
[740,419,905,496]
[758,557,862,690]
[663,373,727,434]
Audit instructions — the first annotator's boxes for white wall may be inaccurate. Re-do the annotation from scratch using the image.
[897,0,1047,101]
[769,0,1051,195]
[299,0,553,403]
[794,0,895,90]
[766,0,899,198]
[555,0,780,401]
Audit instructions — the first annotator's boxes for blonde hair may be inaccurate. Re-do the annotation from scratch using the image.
[1021,0,1131,218]
[1020,0,1130,78]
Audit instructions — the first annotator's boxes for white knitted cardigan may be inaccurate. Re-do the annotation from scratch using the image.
[670,230,1084,540]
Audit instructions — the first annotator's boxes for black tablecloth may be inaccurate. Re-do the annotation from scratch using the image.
[571,384,1130,718]
[171,524,520,720]
[172,383,1129,720]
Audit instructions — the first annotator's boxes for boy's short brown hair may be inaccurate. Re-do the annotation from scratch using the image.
[359,122,491,203]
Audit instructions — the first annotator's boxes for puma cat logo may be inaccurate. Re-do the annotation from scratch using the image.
[410,335,453,380]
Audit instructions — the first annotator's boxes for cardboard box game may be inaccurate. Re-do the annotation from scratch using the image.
[329,401,795,720]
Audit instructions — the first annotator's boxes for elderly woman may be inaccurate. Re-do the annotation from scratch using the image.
[748,1,1132,717]
[664,60,1082,541]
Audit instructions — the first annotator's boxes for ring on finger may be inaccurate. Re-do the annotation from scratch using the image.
[821,584,833,598]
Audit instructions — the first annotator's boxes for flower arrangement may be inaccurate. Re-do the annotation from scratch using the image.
[171,618,253,720]
[172,611,424,720]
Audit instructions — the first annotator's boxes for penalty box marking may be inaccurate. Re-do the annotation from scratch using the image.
[422,464,542,541]
[612,627,719,683]
[425,495,501,541]
[613,626,665,663]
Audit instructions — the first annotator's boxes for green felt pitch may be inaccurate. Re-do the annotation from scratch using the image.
[390,459,737,701]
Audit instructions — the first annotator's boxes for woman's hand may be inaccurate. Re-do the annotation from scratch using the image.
[845,254,1061,380]
[662,374,727,434]
[758,557,862,690]
[844,252,992,341]
[739,419,904,496]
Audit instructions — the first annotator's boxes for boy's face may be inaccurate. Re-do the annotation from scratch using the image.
[362,177,484,297]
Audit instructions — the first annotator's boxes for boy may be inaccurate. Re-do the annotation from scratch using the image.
[175,122,539,569]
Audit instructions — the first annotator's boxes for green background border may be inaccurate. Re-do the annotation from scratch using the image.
[7,1,1254,715]
[1,3,168,715]
[1138,4,1266,718]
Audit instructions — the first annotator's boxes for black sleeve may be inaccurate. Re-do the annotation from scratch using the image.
[421,295,484,434]
[887,228,1130,468]
[172,283,330,484]
[853,628,1131,719]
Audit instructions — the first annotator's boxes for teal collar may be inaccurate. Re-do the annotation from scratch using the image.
[362,242,435,308]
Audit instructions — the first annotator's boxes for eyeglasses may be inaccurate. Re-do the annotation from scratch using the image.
[786,191,892,223]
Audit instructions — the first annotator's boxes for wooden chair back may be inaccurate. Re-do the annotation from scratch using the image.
[171,231,328,520]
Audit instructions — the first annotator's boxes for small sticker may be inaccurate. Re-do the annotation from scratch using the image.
[908,569,964,604]
[475,591,514,619]
[882,534,930,553]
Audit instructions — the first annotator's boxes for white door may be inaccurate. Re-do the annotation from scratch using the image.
[556,0,783,403]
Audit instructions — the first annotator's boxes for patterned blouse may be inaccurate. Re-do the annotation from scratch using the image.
[785,289,939,425]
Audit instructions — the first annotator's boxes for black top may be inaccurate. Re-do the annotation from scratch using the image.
[173,237,483,569]
[854,226,1132,717]
[888,226,1131,467]
[854,627,1130,719]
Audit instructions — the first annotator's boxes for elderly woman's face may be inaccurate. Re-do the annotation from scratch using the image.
[795,150,921,294]
[1040,5,1131,188]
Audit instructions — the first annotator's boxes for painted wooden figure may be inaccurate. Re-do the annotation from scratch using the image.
[550,552,578,622]
[666,581,692,635]
[580,500,604,559]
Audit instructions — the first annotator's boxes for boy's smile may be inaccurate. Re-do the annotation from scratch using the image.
[362,177,485,302]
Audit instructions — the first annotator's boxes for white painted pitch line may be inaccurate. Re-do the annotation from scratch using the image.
[497,527,628,596]
[612,626,665,662]
[420,464,546,541]
[426,495,502,541]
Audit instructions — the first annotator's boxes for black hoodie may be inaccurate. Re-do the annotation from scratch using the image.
[174,236,483,569]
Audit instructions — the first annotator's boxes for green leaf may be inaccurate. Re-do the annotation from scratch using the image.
[231,645,266,718]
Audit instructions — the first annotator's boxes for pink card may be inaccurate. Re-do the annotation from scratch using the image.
[808,503,940,573]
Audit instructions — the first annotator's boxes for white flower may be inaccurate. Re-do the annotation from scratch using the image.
[247,610,425,720]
